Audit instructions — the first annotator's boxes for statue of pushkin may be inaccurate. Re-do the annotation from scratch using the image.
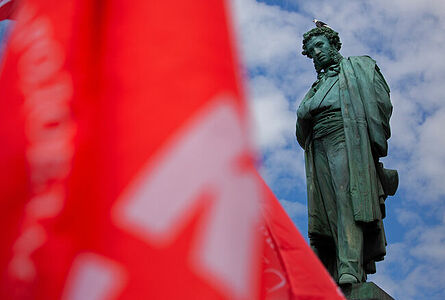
[296,23,398,285]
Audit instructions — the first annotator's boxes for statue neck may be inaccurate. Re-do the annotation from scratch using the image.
[315,51,343,76]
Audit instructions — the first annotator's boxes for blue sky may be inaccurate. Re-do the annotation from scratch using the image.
[230,0,445,299]
[1,1,445,299]
[0,20,10,58]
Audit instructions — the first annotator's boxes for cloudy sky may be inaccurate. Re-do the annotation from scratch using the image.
[1,0,444,298]
[230,0,445,299]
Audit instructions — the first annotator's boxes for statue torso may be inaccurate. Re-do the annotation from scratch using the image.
[298,69,343,139]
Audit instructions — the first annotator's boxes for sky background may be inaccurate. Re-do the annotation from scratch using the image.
[229,0,445,299]
[1,1,445,299]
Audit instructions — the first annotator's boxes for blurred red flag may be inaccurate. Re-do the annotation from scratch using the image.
[261,178,344,300]
[0,0,16,20]
[0,0,344,299]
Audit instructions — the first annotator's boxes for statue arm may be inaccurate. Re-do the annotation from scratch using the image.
[296,91,314,149]
[374,65,392,138]
[360,59,392,158]
[296,118,310,149]
[348,56,392,158]
[370,65,392,158]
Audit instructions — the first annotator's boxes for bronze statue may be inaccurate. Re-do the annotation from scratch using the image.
[296,24,398,285]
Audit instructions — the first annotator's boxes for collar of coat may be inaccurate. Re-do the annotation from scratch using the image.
[317,63,341,80]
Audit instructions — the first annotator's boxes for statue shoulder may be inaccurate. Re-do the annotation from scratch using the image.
[299,81,318,106]
[346,55,377,69]
[341,56,381,85]
[346,56,390,92]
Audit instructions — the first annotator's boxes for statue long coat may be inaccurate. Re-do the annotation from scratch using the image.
[296,56,393,265]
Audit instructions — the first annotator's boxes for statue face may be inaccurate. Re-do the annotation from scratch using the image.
[306,35,336,70]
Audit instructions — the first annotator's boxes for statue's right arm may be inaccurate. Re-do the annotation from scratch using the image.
[296,90,315,149]
[296,118,310,149]
[296,102,312,149]
[367,64,392,158]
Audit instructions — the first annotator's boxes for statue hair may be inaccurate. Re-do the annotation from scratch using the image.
[302,27,342,58]
[301,27,343,74]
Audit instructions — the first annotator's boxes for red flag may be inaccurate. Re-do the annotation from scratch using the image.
[0,0,16,20]
[0,0,345,299]
[0,0,262,299]
[260,178,345,300]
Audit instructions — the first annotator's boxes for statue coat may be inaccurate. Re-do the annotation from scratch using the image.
[296,56,394,265]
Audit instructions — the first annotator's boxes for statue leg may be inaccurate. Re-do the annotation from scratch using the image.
[312,139,340,282]
[325,132,365,282]
[309,235,337,281]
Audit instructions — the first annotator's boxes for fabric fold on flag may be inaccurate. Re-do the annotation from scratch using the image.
[0,0,263,299]
[260,175,345,300]
[0,0,345,299]
[0,0,16,20]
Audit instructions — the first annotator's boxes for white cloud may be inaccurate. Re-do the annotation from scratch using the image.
[230,0,306,68]
[396,208,422,226]
[259,147,305,194]
[248,76,296,150]
[278,199,306,220]
[370,219,445,299]
[410,108,445,200]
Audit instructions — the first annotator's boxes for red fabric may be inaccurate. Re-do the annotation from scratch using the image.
[0,0,262,299]
[0,0,345,299]
[260,177,345,300]
[0,0,16,20]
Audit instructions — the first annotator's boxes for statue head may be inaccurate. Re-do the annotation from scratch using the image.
[302,27,343,74]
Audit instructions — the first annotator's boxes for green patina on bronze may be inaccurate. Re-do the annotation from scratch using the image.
[341,282,394,300]
[296,26,398,288]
